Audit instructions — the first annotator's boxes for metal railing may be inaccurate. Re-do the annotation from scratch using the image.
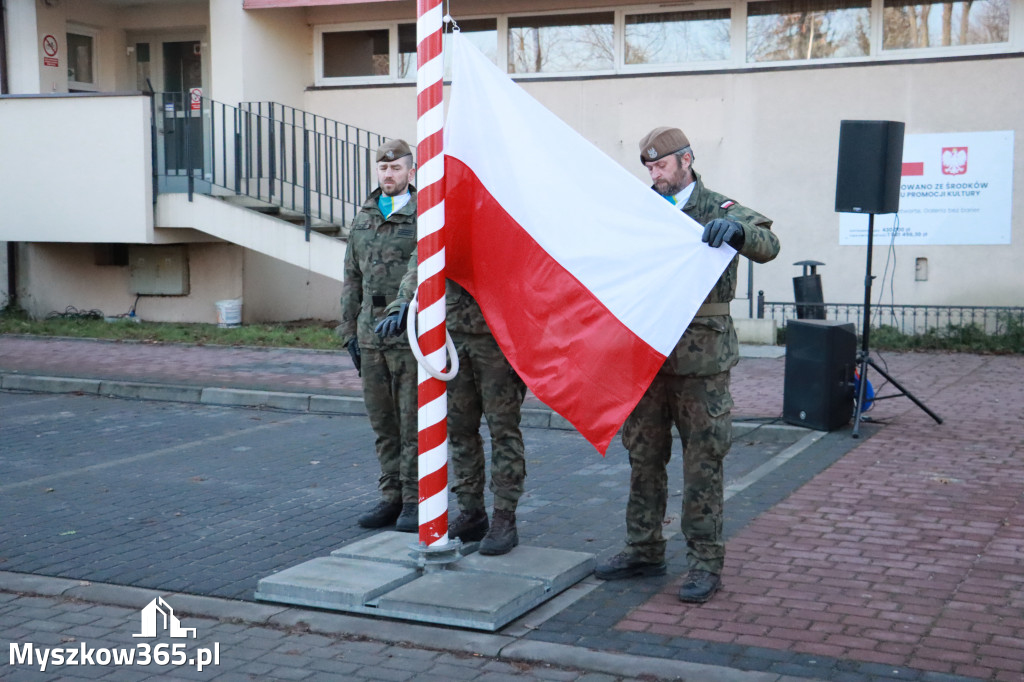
[151,93,398,238]
[758,296,1024,337]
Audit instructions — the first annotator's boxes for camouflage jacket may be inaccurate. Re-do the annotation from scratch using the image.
[338,187,418,349]
[391,249,492,336]
[662,171,780,377]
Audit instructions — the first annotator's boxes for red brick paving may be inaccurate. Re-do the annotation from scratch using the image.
[0,335,787,414]
[618,352,1024,681]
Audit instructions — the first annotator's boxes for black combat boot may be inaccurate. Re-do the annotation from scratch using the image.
[449,508,489,542]
[677,569,721,603]
[357,500,403,529]
[593,552,666,580]
[479,509,518,555]
[394,503,418,533]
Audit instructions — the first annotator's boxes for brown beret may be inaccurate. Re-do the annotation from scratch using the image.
[376,139,412,163]
[638,127,691,164]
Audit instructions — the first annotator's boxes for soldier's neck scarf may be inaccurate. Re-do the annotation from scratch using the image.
[664,182,696,208]
[378,191,411,219]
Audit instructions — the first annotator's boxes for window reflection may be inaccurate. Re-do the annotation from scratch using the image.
[747,0,871,62]
[626,10,731,64]
[508,12,615,73]
[883,0,1008,49]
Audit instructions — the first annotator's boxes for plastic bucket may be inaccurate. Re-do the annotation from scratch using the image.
[215,299,242,328]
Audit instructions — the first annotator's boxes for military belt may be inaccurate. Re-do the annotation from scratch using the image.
[694,302,730,317]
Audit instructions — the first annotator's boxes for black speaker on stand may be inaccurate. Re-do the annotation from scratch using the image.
[834,120,943,436]
[783,320,856,431]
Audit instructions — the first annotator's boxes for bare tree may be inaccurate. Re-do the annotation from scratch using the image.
[959,0,974,43]
[941,2,953,45]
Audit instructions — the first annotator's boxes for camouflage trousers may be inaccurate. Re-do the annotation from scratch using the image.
[620,371,733,574]
[448,331,527,513]
[360,346,419,504]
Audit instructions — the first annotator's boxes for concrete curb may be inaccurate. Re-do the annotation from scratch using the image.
[499,640,790,682]
[1,372,808,438]
[0,373,590,431]
[1,373,102,394]
[0,571,810,682]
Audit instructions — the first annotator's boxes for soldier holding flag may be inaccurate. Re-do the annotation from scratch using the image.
[594,127,781,603]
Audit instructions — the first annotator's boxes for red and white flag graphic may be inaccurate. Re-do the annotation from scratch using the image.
[443,34,734,453]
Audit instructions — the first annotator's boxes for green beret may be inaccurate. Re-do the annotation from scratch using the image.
[376,139,413,163]
[638,127,691,164]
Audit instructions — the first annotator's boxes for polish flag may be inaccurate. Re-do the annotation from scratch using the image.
[443,34,734,454]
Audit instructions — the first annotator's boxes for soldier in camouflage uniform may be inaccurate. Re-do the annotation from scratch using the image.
[594,127,780,603]
[378,262,527,556]
[338,139,420,533]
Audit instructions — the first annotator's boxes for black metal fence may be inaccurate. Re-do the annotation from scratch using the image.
[151,93,398,236]
[758,297,1024,337]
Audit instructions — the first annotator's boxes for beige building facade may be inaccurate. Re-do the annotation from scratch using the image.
[1,0,1021,326]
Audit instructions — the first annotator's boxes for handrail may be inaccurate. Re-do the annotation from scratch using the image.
[151,93,401,239]
[758,299,1024,336]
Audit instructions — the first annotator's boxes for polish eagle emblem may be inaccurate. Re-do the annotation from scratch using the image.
[941,147,967,175]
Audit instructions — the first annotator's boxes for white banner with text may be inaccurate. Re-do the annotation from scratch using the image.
[839,130,1014,246]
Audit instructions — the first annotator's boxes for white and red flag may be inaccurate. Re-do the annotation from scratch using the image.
[443,33,734,454]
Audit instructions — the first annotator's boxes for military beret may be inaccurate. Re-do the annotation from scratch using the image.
[638,127,691,164]
[376,139,413,163]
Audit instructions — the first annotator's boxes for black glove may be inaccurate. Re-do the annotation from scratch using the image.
[374,302,409,339]
[702,218,745,250]
[346,338,361,376]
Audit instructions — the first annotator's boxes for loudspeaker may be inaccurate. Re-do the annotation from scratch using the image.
[783,320,857,431]
[834,120,905,214]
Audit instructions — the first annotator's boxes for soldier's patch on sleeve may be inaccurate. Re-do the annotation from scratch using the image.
[720,200,736,210]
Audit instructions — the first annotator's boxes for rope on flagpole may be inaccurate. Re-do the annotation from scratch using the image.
[414,0,450,548]
[406,293,459,381]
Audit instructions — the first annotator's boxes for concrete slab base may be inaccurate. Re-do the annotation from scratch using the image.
[256,532,595,631]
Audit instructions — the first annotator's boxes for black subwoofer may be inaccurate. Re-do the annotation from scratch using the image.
[834,120,905,215]
[783,320,857,431]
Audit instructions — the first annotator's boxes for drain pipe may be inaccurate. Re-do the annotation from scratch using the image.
[5,242,16,309]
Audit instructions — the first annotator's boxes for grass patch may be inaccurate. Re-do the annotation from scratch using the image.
[0,305,342,350]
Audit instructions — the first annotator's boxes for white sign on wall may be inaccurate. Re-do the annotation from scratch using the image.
[839,130,1014,246]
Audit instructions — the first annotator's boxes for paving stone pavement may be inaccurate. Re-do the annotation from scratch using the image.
[2,335,1023,681]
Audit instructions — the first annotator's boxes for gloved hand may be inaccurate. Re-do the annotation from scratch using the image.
[702,218,745,250]
[346,338,361,376]
[374,302,409,339]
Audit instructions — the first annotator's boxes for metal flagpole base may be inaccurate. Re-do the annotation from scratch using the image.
[410,538,463,573]
[254,532,595,631]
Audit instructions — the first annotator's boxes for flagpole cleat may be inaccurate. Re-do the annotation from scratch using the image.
[410,538,463,573]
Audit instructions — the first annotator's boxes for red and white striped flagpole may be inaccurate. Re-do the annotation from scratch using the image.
[414,0,449,547]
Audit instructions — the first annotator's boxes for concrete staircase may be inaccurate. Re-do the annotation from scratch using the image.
[217,195,347,239]
[155,193,347,281]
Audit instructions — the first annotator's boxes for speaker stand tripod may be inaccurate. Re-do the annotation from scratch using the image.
[852,214,944,438]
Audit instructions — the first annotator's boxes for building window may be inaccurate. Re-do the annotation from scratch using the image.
[397,23,417,79]
[314,0,1019,84]
[322,28,389,78]
[882,0,1009,50]
[508,12,615,74]
[67,27,97,91]
[625,9,732,65]
[746,0,871,62]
